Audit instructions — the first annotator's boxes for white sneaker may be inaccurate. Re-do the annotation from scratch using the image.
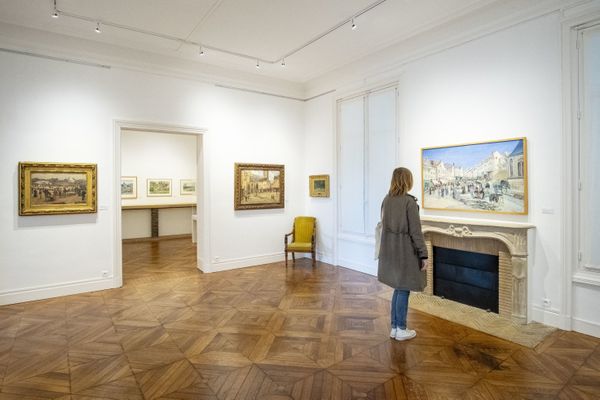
[394,329,416,341]
[390,328,397,338]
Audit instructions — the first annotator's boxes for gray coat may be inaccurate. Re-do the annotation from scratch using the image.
[377,194,428,291]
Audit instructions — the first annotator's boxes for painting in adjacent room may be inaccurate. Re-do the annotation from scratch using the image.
[121,176,137,199]
[234,163,284,210]
[147,178,172,197]
[421,138,527,214]
[19,162,97,215]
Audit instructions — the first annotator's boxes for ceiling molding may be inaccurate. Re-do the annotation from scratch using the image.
[305,0,591,97]
[0,21,305,98]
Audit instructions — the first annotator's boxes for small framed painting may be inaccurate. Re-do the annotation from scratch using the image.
[19,162,97,216]
[234,163,285,210]
[121,176,137,199]
[309,175,330,197]
[147,178,172,197]
[180,179,196,195]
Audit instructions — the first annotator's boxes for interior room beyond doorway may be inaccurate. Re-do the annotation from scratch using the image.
[119,128,201,282]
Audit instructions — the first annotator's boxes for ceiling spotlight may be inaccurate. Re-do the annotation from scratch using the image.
[351,18,357,30]
[95,22,101,33]
[199,46,205,56]
[51,0,58,18]
[256,60,260,69]
[281,59,286,67]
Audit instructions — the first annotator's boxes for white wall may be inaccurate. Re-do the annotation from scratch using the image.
[304,93,336,264]
[0,50,304,304]
[304,13,570,329]
[121,131,197,239]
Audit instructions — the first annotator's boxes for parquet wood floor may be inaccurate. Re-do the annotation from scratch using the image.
[1,238,599,399]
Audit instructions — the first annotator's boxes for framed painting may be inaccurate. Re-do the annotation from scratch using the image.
[121,176,137,199]
[309,175,330,197]
[421,138,528,214]
[147,178,172,197]
[19,162,97,216]
[180,179,196,195]
[234,163,285,210]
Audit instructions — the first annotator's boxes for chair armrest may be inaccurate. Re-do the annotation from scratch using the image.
[284,231,294,245]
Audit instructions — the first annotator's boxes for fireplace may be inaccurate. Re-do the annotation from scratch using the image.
[420,216,535,323]
[433,246,499,313]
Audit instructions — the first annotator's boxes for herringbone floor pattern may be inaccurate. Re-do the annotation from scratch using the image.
[0,238,599,399]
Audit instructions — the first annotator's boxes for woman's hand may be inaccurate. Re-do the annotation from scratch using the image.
[420,259,428,271]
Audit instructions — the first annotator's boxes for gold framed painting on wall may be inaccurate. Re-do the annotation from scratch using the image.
[234,163,285,210]
[309,175,330,197]
[19,162,97,216]
[121,176,137,199]
[421,137,528,215]
[147,179,172,197]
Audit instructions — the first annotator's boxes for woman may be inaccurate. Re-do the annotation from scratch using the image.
[378,167,428,341]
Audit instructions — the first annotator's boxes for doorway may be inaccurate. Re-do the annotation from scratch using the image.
[113,121,209,287]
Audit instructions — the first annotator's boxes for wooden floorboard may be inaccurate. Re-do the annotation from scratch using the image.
[0,238,599,399]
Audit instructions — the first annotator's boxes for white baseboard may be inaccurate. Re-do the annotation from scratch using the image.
[572,317,600,339]
[315,251,335,266]
[0,277,117,305]
[530,306,571,329]
[337,257,377,276]
[207,252,284,273]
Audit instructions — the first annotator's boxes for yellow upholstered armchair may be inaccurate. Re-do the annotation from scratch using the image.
[284,216,316,266]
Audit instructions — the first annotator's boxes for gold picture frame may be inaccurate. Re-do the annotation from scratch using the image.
[309,175,330,197]
[421,137,528,215]
[234,163,285,210]
[121,176,137,199]
[19,162,97,216]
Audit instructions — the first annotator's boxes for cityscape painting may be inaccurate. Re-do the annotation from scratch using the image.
[234,163,284,210]
[421,138,527,214]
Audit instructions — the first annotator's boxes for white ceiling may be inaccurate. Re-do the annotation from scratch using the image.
[0,0,500,83]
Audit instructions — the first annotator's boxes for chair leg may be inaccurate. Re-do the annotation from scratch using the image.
[285,251,288,267]
[312,250,316,266]
[291,252,295,264]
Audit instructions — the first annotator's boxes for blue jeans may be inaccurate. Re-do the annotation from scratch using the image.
[391,289,410,329]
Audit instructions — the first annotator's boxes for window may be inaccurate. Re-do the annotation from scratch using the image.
[338,85,398,237]
[579,25,600,271]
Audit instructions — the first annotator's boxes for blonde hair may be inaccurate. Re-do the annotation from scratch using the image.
[389,167,413,196]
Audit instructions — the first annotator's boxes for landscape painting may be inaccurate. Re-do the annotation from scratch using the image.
[121,176,137,199]
[234,163,284,210]
[147,179,172,197]
[19,162,97,215]
[309,175,330,197]
[180,179,196,195]
[422,138,527,214]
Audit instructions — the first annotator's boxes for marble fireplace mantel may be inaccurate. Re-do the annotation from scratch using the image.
[420,215,535,323]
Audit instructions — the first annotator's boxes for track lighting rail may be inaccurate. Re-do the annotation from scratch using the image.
[52,0,387,67]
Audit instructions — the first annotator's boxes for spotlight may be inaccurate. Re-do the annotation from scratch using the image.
[199,46,205,56]
[95,22,101,33]
[351,18,357,30]
[256,60,260,69]
[281,59,286,67]
[51,10,59,18]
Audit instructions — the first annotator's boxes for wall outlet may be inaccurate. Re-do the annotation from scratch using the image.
[213,256,221,262]
[542,298,551,307]
[102,270,109,278]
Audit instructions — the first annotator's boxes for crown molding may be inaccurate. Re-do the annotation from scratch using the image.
[0,21,305,99]
[305,0,595,97]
